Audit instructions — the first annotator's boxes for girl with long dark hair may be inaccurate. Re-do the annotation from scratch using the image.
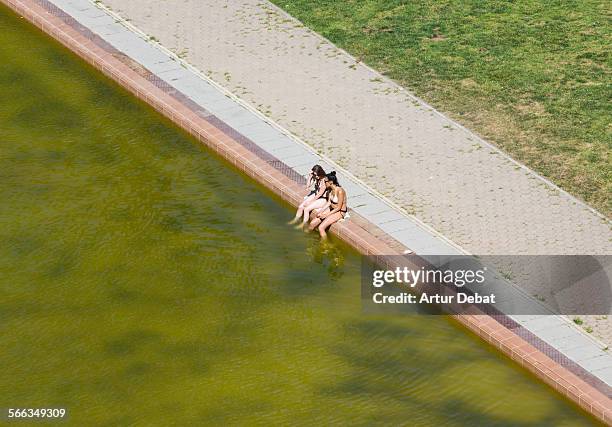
[288,165,326,226]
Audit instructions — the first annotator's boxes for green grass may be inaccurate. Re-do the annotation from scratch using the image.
[270,0,611,215]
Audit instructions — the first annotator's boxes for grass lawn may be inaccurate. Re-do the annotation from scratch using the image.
[269,0,611,216]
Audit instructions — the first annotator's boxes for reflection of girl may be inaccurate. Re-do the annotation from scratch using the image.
[308,171,347,239]
[305,234,345,280]
[289,165,326,226]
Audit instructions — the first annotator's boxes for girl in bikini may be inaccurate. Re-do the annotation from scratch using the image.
[288,165,327,228]
[308,171,347,239]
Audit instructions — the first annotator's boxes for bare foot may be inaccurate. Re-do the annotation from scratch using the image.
[288,217,299,225]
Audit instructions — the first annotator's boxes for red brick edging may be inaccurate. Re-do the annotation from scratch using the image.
[2,0,610,423]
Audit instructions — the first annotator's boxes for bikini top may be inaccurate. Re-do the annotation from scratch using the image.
[329,189,347,213]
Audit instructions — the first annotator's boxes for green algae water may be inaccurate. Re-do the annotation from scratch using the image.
[0,5,599,426]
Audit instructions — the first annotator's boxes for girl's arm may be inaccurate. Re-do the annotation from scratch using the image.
[305,174,313,190]
[314,183,326,198]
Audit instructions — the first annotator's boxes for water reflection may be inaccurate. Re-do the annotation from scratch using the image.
[305,236,346,281]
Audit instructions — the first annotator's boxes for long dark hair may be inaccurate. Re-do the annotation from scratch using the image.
[326,171,340,186]
[311,164,326,178]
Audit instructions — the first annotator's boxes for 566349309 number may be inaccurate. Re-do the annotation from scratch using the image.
[4,408,67,421]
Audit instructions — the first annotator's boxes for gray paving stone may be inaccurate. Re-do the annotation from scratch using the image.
[146,60,183,75]
[132,47,176,68]
[84,13,117,29]
[233,119,275,135]
[592,366,612,385]
[240,124,285,144]
[494,298,538,316]
[578,354,612,371]
[488,287,547,313]
[549,331,600,352]
[512,314,544,323]
[90,22,124,36]
[340,180,369,198]
[520,315,566,332]
[256,137,295,153]
[376,218,417,234]
[352,198,389,216]
[58,0,86,12]
[67,0,90,11]
[193,95,237,115]
[102,30,146,54]
[411,239,460,256]
[347,192,373,205]
[557,339,606,362]
[270,144,308,159]
[369,209,407,225]
[55,1,89,17]
[156,66,192,82]
[535,324,582,342]
[206,101,245,116]
[82,6,107,18]
[351,197,382,214]
[282,152,320,168]
[214,108,261,128]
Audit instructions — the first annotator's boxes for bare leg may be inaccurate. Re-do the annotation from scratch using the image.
[308,207,330,231]
[303,209,320,232]
[308,215,323,231]
[318,212,343,239]
[288,194,316,224]
[302,198,327,225]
